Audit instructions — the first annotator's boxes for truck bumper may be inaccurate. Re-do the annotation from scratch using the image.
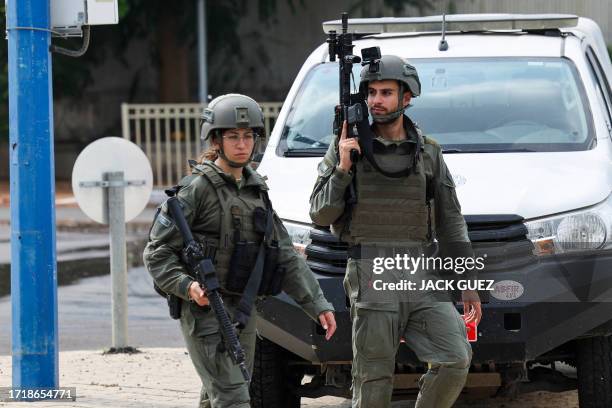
[256,251,612,364]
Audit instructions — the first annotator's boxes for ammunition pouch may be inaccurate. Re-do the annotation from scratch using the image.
[153,282,182,320]
[167,293,182,319]
[226,240,260,293]
[226,239,285,296]
[260,241,285,296]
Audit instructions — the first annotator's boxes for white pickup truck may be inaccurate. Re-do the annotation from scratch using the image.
[252,14,612,408]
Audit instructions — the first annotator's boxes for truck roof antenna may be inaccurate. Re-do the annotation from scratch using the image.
[438,14,449,51]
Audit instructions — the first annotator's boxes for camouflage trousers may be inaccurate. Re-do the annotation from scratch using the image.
[179,298,257,408]
[344,258,473,408]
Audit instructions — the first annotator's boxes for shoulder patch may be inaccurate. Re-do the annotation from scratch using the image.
[157,213,173,228]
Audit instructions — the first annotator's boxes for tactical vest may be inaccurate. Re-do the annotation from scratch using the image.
[333,135,430,246]
[189,163,269,294]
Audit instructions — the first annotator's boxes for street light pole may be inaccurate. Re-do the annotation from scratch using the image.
[7,0,59,389]
[197,0,208,103]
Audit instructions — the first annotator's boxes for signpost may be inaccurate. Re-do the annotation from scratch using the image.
[72,137,153,350]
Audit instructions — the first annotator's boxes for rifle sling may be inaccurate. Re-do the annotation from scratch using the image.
[233,193,274,330]
[355,99,419,179]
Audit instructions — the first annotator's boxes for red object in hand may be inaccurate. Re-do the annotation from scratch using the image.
[462,315,478,342]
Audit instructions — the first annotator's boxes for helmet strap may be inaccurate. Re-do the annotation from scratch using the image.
[217,148,248,168]
[215,136,257,168]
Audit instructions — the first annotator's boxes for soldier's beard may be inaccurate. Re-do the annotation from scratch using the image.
[370,90,409,124]
[370,106,404,124]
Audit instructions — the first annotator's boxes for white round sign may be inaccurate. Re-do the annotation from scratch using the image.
[72,137,153,224]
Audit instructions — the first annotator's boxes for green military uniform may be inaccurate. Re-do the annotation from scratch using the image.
[144,160,333,408]
[310,115,473,408]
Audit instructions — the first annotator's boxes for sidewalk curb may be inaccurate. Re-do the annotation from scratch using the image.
[0,238,147,297]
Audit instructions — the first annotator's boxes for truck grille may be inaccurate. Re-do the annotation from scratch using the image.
[466,214,535,270]
[305,214,534,275]
[305,228,349,275]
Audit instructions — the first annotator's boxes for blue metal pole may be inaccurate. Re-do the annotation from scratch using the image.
[197,0,208,103]
[7,0,58,389]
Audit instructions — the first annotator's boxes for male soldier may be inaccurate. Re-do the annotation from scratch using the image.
[145,94,336,408]
[310,56,482,408]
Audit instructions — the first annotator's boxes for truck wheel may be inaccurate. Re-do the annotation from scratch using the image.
[250,336,302,408]
[577,336,612,408]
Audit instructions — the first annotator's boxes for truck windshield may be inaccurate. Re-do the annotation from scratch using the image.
[278,58,593,155]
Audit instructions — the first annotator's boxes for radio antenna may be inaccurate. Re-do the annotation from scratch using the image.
[438,14,449,51]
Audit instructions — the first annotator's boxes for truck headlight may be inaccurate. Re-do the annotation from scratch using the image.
[525,193,612,256]
[282,221,312,258]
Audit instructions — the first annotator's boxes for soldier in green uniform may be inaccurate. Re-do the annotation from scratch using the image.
[310,56,482,408]
[144,93,336,408]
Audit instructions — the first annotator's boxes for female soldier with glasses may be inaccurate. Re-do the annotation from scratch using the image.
[144,94,336,408]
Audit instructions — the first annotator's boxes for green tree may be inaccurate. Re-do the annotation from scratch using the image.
[0,0,433,139]
[114,0,312,102]
[0,4,101,139]
[350,0,433,17]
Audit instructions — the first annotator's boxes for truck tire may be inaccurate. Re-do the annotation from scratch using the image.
[250,336,302,408]
[577,336,612,408]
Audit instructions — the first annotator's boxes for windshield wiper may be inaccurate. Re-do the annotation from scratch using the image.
[442,147,536,153]
[283,148,328,157]
[463,148,536,153]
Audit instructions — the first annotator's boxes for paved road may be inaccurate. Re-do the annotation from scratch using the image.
[0,266,184,355]
[0,349,579,408]
[0,347,579,408]
[0,265,580,407]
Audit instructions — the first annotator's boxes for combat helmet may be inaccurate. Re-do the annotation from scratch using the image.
[359,55,421,123]
[200,93,264,167]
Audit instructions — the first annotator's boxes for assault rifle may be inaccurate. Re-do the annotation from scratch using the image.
[327,12,381,164]
[166,194,250,382]
[327,13,381,206]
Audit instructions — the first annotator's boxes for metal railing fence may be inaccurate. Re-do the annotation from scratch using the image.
[121,102,282,187]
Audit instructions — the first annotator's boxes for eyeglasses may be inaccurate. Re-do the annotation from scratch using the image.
[222,133,257,144]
